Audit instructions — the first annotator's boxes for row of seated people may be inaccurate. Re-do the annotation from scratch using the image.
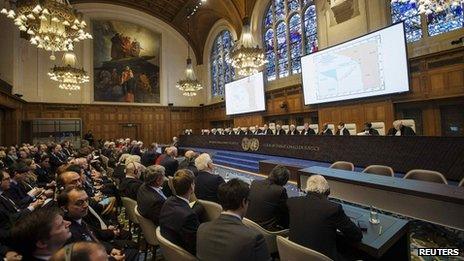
[196,120,417,137]
[117,147,365,261]
[0,138,184,261]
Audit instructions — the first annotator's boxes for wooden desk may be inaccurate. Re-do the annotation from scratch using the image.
[298,166,464,230]
[180,135,464,181]
[216,168,410,260]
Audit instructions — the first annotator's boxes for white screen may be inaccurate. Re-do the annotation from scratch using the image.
[301,23,409,105]
[225,72,266,115]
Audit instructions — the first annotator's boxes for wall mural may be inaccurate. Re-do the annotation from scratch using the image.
[93,20,160,103]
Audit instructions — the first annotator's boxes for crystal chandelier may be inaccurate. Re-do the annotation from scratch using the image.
[48,52,89,91]
[229,18,267,77]
[176,57,203,97]
[176,19,203,97]
[390,0,464,15]
[1,0,92,60]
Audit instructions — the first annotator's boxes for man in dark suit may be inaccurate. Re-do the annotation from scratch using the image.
[10,208,71,261]
[387,120,416,136]
[197,179,270,261]
[335,122,351,136]
[246,165,289,231]
[141,143,160,167]
[118,162,143,200]
[4,163,41,208]
[137,165,167,225]
[262,124,273,135]
[178,150,198,176]
[159,146,179,177]
[287,124,299,135]
[0,171,43,236]
[320,123,334,135]
[288,175,362,261]
[159,169,199,255]
[49,144,66,173]
[194,153,225,203]
[363,122,380,136]
[301,123,316,135]
[58,187,136,261]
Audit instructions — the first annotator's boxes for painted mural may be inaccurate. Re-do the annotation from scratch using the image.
[93,20,160,103]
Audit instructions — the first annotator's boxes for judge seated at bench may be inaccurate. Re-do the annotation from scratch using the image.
[224,127,233,135]
[287,124,299,135]
[275,125,285,135]
[252,125,262,135]
[336,122,350,136]
[320,123,333,135]
[362,122,380,136]
[301,123,316,135]
[211,128,218,135]
[262,124,273,135]
[387,120,416,136]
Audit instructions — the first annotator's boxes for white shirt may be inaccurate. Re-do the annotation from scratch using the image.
[339,127,346,135]
[395,130,401,136]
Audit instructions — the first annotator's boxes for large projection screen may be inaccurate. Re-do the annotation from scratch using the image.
[225,72,266,115]
[301,23,410,105]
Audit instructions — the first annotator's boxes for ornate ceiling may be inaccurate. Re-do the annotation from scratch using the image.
[72,0,259,64]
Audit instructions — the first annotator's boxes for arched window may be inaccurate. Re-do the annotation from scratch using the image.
[263,0,318,81]
[390,2,463,42]
[210,30,235,97]
[390,1,422,42]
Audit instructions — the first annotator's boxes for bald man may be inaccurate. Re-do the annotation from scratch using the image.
[159,146,179,177]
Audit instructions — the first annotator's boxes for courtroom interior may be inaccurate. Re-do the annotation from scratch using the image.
[0,0,463,260]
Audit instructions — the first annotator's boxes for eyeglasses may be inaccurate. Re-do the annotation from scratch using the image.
[74,199,89,207]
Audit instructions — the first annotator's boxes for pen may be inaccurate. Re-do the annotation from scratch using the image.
[378,225,382,235]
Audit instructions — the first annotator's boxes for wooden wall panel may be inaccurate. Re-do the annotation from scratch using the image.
[21,103,203,144]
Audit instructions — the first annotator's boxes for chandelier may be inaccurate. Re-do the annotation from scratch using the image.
[228,18,267,77]
[48,52,89,91]
[390,0,464,15]
[1,0,92,60]
[176,19,203,97]
[176,57,203,97]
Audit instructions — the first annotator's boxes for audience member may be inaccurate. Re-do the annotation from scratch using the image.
[246,165,289,231]
[10,208,71,260]
[178,150,198,176]
[336,122,350,136]
[50,242,109,261]
[159,169,199,255]
[194,153,225,203]
[197,179,270,261]
[387,120,416,136]
[141,143,160,167]
[287,175,362,261]
[159,146,179,177]
[363,122,380,136]
[118,162,143,200]
[137,165,167,225]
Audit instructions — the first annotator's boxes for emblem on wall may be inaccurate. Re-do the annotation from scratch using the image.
[241,138,259,152]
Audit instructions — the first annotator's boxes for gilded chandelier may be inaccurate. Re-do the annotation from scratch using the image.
[48,52,89,91]
[176,58,203,97]
[229,18,267,77]
[1,0,92,60]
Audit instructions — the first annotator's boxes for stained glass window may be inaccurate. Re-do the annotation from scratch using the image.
[427,3,464,36]
[210,30,235,97]
[263,0,318,81]
[390,1,422,42]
